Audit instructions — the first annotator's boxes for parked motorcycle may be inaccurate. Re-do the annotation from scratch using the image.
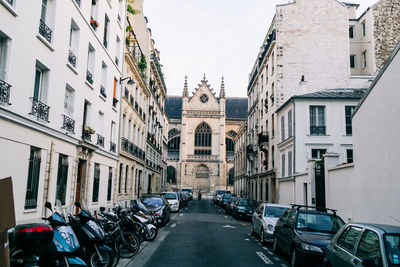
[68,201,115,267]
[43,200,87,266]
[128,206,158,242]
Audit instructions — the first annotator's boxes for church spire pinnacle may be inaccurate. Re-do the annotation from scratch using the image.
[220,76,225,99]
[201,73,208,83]
[183,75,189,97]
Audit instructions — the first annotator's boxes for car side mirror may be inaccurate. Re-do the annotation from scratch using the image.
[45,201,52,211]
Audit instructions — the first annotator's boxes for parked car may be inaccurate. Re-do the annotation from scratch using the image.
[251,203,290,244]
[141,195,171,226]
[161,192,180,212]
[226,196,239,215]
[213,190,230,205]
[181,191,190,204]
[220,192,233,209]
[176,192,187,208]
[181,187,193,200]
[273,205,345,267]
[325,223,400,267]
[231,198,258,220]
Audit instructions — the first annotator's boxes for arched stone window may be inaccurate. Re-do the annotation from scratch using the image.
[168,128,180,139]
[228,168,234,185]
[168,136,180,151]
[226,138,234,152]
[196,164,210,179]
[194,122,211,155]
[167,166,177,184]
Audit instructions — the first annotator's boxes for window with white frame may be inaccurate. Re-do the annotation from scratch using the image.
[111,121,116,143]
[103,14,110,48]
[349,26,355,39]
[362,50,367,68]
[345,106,356,136]
[122,114,126,138]
[311,149,327,159]
[281,153,285,177]
[115,35,121,66]
[86,44,95,84]
[346,149,353,163]
[64,84,75,115]
[310,106,326,135]
[361,21,366,37]
[98,111,104,136]
[39,0,55,43]
[0,32,10,82]
[33,61,49,103]
[288,151,292,176]
[288,109,293,137]
[280,116,285,142]
[100,61,107,97]
[350,55,356,69]
[68,20,79,68]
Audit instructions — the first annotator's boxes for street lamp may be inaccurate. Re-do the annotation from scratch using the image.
[119,77,135,85]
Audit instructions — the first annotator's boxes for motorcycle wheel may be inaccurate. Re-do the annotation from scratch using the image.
[145,227,158,242]
[89,250,113,267]
[115,232,140,258]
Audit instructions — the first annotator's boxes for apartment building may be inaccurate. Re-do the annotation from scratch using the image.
[0,0,125,223]
[233,122,247,197]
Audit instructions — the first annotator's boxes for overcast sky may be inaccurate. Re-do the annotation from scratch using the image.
[144,0,379,97]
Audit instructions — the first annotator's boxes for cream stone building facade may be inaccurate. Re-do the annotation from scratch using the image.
[165,76,247,193]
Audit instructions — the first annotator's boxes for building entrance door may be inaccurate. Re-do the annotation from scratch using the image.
[314,161,326,210]
[147,174,152,194]
[75,159,86,213]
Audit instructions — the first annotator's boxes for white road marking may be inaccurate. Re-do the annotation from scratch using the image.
[158,236,165,241]
[179,213,183,217]
[224,215,228,219]
[256,252,273,265]
[266,251,273,255]
[281,264,289,267]
[273,256,280,261]
[245,238,250,241]
[222,225,236,229]
[170,223,176,228]
[172,214,177,219]
[218,209,223,212]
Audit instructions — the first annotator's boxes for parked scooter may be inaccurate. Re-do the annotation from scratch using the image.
[68,201,114,267]
[8,223,55,266]
[43,200,87,266]
[123,205,158,243]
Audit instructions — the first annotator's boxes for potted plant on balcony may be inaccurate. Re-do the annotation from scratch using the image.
[84,125,96,134]
[90,17,99,29]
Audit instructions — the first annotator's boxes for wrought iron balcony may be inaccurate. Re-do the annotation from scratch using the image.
[100,86,107,98]
[121,137,129,152]
[0,79,11,105]
[110,141,116,153]
[82,129,92,142]
[97,134,105,147]
[257,132,269,145]
[86,70,93,84]
[310,126,326,136]
[61,114,75,133]
[29,97,50,122]
[5,0,13,6]
[74,0,81,6]
[68,50,77,68]
[39,20,52,43]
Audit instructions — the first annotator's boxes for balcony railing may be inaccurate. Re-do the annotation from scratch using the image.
[39,20,52,43]
[29,98,50,122]
[5,0,13,6]
[68,50,77,68]
[86,70,93,84]
[110,141,116,153]
[310,126,326,136]
[121,137,129,152]
[257,132,269,145]
[187,154,219,161]
[97,134,105,147]
[100,86,107,98]
[121,137,145,161]
[61,114,75,133]
[0,79,12,105]
[82,129,92,142]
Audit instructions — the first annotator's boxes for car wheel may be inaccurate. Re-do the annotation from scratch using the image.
[290,248,298,267]
[273,236,280,254]
[260,228,266,246]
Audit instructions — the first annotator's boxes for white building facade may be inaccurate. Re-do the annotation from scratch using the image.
[0,0,126,223]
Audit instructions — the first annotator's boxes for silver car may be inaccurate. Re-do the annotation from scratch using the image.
[251,203,290,244]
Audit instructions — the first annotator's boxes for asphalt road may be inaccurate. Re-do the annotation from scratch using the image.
[122,199,290,267]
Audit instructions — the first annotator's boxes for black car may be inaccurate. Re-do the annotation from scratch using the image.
[220,193,233,209]
[176,192,187,208]
[273,205,345,267]
[231,198,258,220]
[226,196,239,215]
[141,195,171,226]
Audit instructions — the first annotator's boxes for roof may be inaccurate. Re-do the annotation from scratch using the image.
[354,40,400,117]
[277,88,367,112]
[165,96,248,120]
[348,223,400,234]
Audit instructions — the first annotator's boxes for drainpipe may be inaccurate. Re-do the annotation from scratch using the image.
[293,100,296,204]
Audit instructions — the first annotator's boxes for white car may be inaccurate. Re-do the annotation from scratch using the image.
[251,203,290,244]
[161,192,180,212]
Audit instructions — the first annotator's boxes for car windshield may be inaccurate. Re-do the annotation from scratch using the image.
[163,193,177,200]
[142,197,164,207]
[230,197,238,203]
[182,188,193,193]
[384,234,400,266]
[238,199,257,207]
[223,193,232,199]
[265,206,288,218]
[295,213,344,233]
[217,190,228,195]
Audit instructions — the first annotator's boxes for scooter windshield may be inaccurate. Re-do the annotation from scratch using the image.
[54,199,66,223]
[81,199,90,213]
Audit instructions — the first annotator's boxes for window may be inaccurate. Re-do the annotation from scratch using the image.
[337,226,363,253]
[98,111,104,135]
[90,0,99,27]
[281,116,285,141]
[311,149,327,159]
[107,167,112,201]
[272,146,275,168]
[281,153,286,177]
[64,84,75,115]
[194,122,212,155]
[350,55,356,69]
[24,147,41,209]
[167,166,177,184]
[33,62,49,103]
[82,100,91,128]
[122,114,126,137]
[356,230,382,265]
[92,163,100,202]
[41,0,48,22]
[288,151,292,176]
[288,110,293,137]
[103,14,110,48]
[349,26,355,38]
[271,82,275,105]
[113,78,118,107]
[118,163,122,194]
[68,20,79,68]
[110,121,116,143]
[128,119,131,140]
[226,138,234,152]
[125,165,128,193]
[362,21,366,36]
[100,61,107,97]
[310,106,326,135]
[345,106,355,135]
[362,50,367,68]
[271,52,275,73]
[55,154,68,205]
[0,32,10,82]
[39,0,54,43]
[272,114,275,137]
[86,44,95,84]
[347,149,353,163]
[115,36,121,65]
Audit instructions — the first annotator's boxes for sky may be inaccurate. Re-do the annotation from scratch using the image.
[144,0,379,97]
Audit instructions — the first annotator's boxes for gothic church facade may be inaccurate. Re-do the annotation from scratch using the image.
[165,76,247,193]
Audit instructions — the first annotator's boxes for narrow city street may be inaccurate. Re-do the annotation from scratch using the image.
[121,199,289,267]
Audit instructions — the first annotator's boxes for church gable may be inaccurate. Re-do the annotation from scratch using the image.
[186,75,220,112]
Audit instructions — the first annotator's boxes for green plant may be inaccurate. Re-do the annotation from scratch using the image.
[125,37,130,46]
[126,25,132,32]
[138,54,147,73]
